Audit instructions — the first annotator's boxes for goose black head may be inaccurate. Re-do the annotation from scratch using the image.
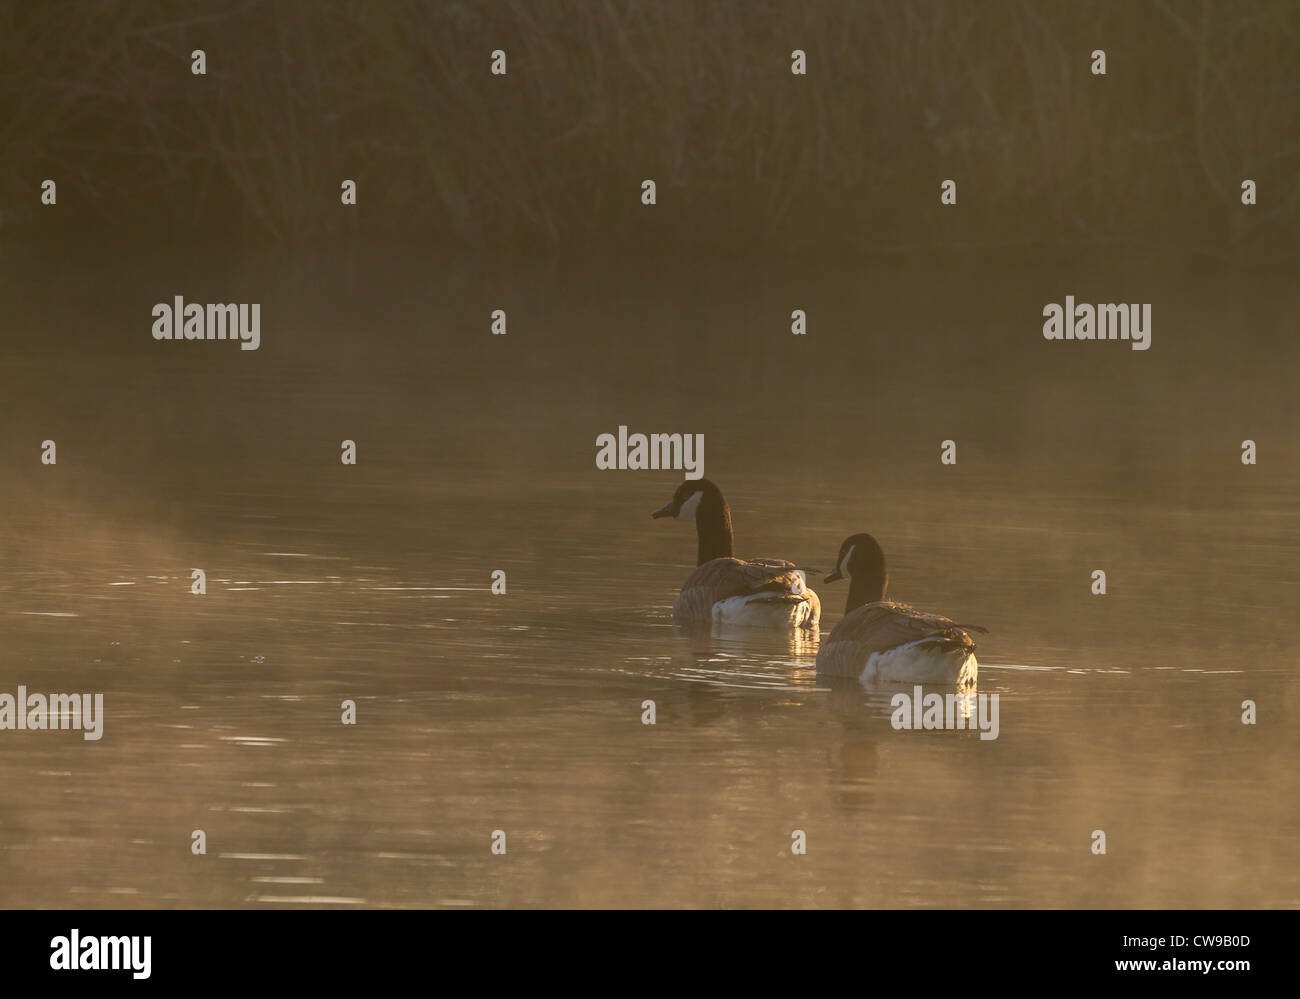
[651,478,723,522]
[824,533,888,608]
[652,479,733,565]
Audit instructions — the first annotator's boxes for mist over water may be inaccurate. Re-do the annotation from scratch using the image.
[1,247,1296,907]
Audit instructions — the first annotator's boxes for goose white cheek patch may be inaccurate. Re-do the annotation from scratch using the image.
[677,491,703,521]
[838,544,856,579]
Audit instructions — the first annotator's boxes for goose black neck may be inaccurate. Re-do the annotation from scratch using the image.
[844,568,887,614]
[695,492,734,565]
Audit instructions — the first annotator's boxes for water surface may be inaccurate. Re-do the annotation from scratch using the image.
[2,250,1296,907]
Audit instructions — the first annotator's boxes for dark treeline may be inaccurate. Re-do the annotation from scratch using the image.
[1,0,1296,258]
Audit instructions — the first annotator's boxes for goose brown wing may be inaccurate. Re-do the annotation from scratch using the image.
[826,601,985,657]
[674,557,811,623]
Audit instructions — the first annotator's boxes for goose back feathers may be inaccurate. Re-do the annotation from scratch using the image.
[674,556,819,629]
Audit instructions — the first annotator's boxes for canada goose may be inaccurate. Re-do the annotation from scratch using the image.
[651,479,820,630]
[816,533,982,685]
